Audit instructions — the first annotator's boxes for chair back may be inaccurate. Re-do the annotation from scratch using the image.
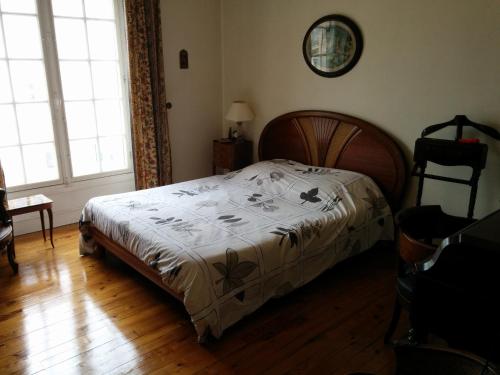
[412,138,488,219]
[0,160,7,210]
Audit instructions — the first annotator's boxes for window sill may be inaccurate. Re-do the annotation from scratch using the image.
[7,169,134,194]
[8,172,135,198]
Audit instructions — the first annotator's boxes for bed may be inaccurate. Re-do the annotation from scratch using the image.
[79,110,406,340]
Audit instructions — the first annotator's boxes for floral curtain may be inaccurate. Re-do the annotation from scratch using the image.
[125,0,172,189]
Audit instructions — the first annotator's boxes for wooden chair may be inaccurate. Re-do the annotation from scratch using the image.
[412,137,487,219]
[0,189,18,273]
[0,162,18,274]
[413,115,500,219]
[384,205,473,344]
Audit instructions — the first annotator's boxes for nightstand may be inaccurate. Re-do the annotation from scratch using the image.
[213,139,252,174]
[8,194,55,248]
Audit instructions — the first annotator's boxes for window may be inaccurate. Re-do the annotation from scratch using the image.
[0,0,59,187]
[0,0,130,190]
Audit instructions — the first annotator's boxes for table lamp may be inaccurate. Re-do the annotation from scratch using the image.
[225,101,254,141]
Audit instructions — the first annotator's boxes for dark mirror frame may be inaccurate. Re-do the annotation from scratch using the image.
[302,14,363,78]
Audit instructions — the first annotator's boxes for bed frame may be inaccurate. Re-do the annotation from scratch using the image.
[259,110,406,209]
[89,110,407,300]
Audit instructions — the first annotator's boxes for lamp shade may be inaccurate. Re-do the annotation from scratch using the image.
[225,101,254,123]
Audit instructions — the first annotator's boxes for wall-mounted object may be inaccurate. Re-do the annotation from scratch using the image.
[303,14,363,78]
[179,49,188,69]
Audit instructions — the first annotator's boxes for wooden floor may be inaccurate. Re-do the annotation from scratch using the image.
[0,225,407,374]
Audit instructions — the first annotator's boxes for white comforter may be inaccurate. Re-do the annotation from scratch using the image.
[80,160,393,340]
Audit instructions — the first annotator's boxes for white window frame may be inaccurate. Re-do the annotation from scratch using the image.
[0,5,64,190]
[3,0,132,193]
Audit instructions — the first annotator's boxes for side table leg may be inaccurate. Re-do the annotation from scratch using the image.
[47,208,54,248]
[39,210,46,242]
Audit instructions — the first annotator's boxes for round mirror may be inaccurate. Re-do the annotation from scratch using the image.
[303,15,363,78]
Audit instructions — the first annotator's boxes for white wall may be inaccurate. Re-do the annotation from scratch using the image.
[161,0,222,182]
[9,173,135,235]
[221,0,500,218]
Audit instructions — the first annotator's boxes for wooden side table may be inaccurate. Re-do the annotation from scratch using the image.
[213,139,252,174]
[8,194,54,248]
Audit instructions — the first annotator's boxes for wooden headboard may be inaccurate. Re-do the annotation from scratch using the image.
[258,110,407,209]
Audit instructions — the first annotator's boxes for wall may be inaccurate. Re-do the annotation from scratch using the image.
[161,0,222,182]
[10,1,499,236]
[221,0,500,218]
[9,173,135,235]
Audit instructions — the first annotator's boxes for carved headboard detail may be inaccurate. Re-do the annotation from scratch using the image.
[258,110,407,209]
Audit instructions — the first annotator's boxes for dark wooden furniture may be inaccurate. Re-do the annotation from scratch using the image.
[419,208,500,271]
[0,189,17,273]
[258,110,406,209]
[89,110,407,310]
[384,205,473,344]
[395,344,500,375]
[412,138,488,219]
[212,139,253,174]
[413,114,500,219]
[413,209,500,361]
[8,194,54,248]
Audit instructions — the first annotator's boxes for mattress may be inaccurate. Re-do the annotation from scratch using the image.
[80,159,393,340]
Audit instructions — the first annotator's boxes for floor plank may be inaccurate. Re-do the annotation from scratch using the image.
[0,225,407,374]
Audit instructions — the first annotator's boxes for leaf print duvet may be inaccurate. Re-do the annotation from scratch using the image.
[79,160,393,341]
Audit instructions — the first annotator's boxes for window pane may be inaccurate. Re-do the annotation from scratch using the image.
[87,20,118,60]
[95,99,124,136]
[0,21,5,58]
[0,146,24,186]
[65,101,97,140]
[84,0,114,19]
[54,18,88,60]
[0,104,18,146]
[23,143,59,183]
[16,103,53,144]
[0,61,12,103]
[9,60,48,102]
[60,61,92,100]
[52,0,131,180]
[51,0,83,17]
[99,136,126,172]
[2,15,42,59]
[0,0,36,14]
[91,61,121,99]
[70,138,100,176]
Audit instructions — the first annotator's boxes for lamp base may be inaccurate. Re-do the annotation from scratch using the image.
[231,122,245,141]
